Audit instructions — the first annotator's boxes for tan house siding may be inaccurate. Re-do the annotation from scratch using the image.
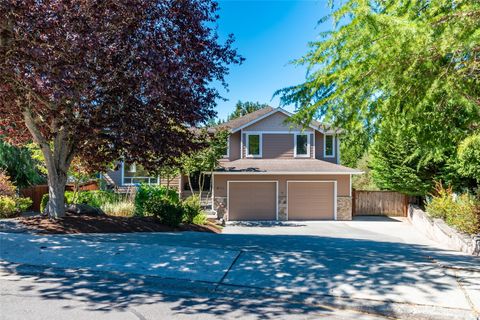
[262,134,293,159]
[229,131,241,160]
[243,112,302,131]
[315,131,338,163]
[240,132,316,159]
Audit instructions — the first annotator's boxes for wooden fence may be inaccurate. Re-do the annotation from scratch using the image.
[352,190,408,217]
[20,181,99,212]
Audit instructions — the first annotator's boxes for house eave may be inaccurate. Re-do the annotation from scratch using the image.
[210,171,363,175]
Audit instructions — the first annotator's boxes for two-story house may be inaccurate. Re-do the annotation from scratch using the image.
[102,106,361,221]
[211,106,361,221]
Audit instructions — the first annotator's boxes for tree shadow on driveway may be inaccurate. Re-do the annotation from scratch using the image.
[0,231,478,319]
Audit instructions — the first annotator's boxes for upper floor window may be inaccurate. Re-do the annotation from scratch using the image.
[122,162,159,185]
[294,133,310,157]
[246,134,262,157]
[222,136,230,158]
[324,135,335,158]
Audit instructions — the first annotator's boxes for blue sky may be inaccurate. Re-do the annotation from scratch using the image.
[213,0,331,121]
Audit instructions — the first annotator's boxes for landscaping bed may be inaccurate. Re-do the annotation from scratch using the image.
[17,214,221,234]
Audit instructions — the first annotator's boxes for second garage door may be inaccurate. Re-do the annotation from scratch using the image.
[228,181,277,221]
[287,181,335,220]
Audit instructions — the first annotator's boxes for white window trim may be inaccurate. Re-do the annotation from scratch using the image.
[294,133,310,158]
[246,133,262,158]
[324,134,335,158]
[121,161,159,186]
[222,135,230,159]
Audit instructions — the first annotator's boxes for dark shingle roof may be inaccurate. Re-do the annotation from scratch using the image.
[216,106,275,130]
[216,159,361,174]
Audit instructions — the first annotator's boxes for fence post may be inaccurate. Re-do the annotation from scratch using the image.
[352,189,356,216]
[403,194,408,217]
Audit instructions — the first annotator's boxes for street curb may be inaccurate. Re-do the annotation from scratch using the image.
[0,262,476,320]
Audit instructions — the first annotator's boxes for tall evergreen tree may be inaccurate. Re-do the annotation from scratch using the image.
[278,0,479,194]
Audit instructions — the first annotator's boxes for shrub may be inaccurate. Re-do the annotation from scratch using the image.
[192,211,207,225]
[446,194,480,235]
[101,199,135,217]
[15,197,32,212]
[0,195,31,218]
[40,193,49,213]
[426,182,480,235]
[41,190,119,213]
[134,184,179,216]
[0,196,16,218]
[425,183,455,220]
[74,190,119,208]
[144,197,183,227]
[182,195,206,224]
[0,171,16,197]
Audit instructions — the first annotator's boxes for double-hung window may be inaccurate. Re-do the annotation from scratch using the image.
[294,133,310,157]
[324,134,335,158]
[246,134,261,157]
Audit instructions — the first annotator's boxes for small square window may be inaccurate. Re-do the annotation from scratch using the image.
[325,135,335,157]
[247,134,261,156]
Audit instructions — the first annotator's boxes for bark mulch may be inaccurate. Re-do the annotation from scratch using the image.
[17,215,222,234]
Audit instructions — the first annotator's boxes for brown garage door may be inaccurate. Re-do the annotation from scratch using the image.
[228,181,277,221]
[287,181,335,220]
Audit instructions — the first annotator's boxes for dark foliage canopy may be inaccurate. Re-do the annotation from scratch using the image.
[0,0,242,172]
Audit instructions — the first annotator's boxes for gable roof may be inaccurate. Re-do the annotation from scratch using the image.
[217,106,339,134]
[217,106,275,130]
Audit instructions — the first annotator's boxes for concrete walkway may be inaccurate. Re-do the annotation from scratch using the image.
[0,217,479,319]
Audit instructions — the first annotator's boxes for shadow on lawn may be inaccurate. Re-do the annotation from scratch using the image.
[0,231,478,319]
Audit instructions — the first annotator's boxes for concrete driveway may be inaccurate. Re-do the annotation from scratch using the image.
[1,217,479,319]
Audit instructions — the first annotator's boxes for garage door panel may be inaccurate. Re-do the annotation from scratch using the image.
[229,182,277,221]
[288,182,334,220]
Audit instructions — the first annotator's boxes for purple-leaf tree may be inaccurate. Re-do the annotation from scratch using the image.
[0,0,242,218]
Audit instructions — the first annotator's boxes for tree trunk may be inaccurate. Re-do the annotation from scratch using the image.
[47,173,67,218]
[187,175,194,194]
[206,169,213,199]
[198,173,204,200]
[22,97,75,219]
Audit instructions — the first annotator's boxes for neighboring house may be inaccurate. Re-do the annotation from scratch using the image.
[103,106,361,221]
[211,106,361,221]
[102,162,184,196]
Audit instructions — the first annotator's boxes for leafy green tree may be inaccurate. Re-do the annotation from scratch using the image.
[457,134,480,183]
[278,0,479,194]
[159,165,181,189]
[227,101,270,121]
[369,120,439,195]
[0,140,44,188]
[351,152,378,191]
[180,129,228,198]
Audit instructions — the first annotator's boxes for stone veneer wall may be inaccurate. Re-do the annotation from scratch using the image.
[214,197,227,220]
[336,196,352,221]
[278,196,287,221]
